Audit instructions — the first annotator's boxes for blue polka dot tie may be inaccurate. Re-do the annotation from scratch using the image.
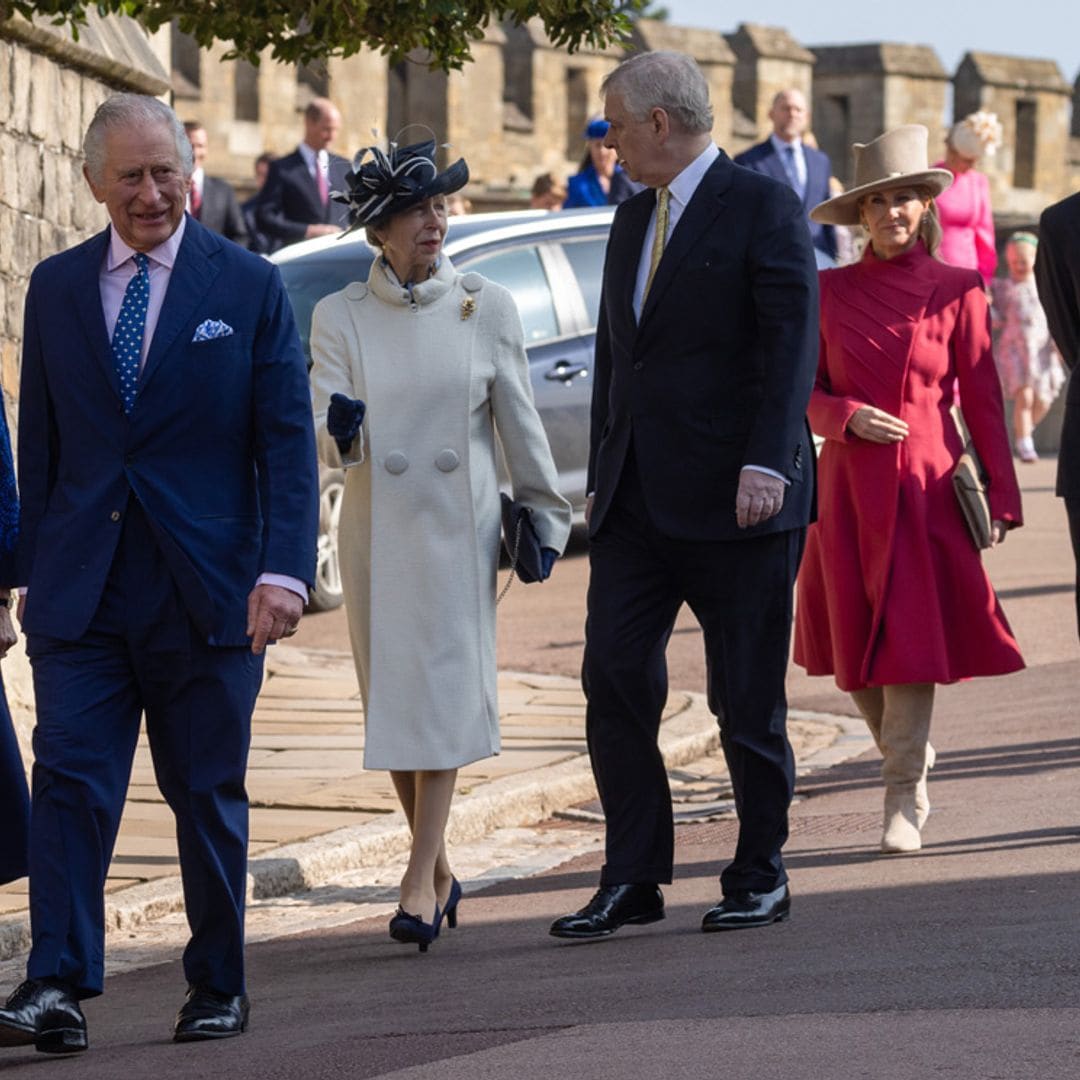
[111,252,150,415]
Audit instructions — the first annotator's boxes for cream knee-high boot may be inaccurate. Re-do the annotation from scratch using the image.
[879,684,934,854]
[915,742,936,829]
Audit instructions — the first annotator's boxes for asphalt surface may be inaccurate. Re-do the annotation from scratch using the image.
[0,459,1077,1077]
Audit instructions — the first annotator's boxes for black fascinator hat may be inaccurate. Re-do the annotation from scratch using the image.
[332,137,469,234]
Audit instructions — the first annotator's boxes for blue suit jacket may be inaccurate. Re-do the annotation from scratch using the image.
[734,139,836,260]
[588,150,818,542]
[16,216,319,645]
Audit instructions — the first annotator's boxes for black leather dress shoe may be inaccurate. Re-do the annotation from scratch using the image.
[173,985,249,1042]
[701,883,791,932]
[0,979,87,1054]
[549,884,665,940]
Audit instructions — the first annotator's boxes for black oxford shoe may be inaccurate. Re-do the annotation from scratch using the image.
[549,883,665,940]
[0,978,87,1054]
[173,985,249,1042]
[701,883,791,932]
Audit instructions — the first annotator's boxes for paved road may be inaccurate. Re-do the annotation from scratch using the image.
[0,460,1076,1077]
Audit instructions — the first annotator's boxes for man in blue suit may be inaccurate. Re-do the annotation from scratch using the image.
[0,94,319,1054]
[735,88,837,264]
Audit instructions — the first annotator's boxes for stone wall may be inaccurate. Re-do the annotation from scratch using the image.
[954,52,1072,221]
[811,45,949,187]
[0,12,169,760]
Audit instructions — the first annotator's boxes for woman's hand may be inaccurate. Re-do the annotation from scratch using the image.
[0,606,17,660]
[990,520,1009,547]
[846,406,909,444]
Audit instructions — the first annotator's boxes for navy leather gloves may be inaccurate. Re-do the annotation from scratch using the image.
[540,548,558,582]
[327,393,366,455]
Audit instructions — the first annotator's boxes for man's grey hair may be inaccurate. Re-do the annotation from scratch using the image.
[601,51,713,135]
[84,94,194,183]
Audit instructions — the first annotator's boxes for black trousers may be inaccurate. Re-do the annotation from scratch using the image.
[583,460,803,894]
[1067,497,1080,641]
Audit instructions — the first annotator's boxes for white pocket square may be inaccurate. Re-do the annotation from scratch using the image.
[192,319,234,342]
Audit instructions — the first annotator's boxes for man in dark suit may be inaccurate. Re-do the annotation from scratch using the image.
[183,122,248,247]
[735,88,837,263]
[241,152,276,255]
[1035,192,1080,637]
[549,51,818,941]
[256,98,350,251]
[0,94,318,1054]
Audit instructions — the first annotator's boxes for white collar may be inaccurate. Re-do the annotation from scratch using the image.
[770,133,803,155]
[666,142,719,208]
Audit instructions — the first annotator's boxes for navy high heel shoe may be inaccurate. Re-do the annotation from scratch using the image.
[441,877,462,931]
[389,905,441,953]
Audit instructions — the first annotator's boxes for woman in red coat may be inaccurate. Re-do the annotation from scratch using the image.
[794,126,1024,855]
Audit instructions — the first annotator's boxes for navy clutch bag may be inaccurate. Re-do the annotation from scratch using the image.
[500,494,544,585]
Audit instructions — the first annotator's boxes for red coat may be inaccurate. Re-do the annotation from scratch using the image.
[794,243,1024,691]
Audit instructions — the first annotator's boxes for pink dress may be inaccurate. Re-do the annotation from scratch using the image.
[991,276,1066,404]
[934,163,997,286]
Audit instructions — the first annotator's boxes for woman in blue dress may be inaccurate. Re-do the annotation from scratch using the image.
[562,118,640,208]
[0,403,28,886]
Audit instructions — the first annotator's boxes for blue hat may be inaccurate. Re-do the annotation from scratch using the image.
[585,118,609,140]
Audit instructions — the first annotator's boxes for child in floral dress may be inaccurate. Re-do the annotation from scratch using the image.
[991,232,1066,462]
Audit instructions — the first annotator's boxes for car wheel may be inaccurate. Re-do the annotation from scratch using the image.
[310,469,345,612]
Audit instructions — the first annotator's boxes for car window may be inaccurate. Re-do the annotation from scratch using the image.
[464,246,559,344]
[277,252,375,362]
[559,237,608,330]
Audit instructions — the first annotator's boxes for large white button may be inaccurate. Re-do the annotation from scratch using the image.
[435,449,460,472]
[385,451,409,475]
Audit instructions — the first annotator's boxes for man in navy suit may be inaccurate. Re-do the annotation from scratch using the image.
[0,94,318,1054]
[256,98,350,251]
[735,88,837,264]
[549,51,817,942]
[183,121,248,246]
[1035,192,1080,637]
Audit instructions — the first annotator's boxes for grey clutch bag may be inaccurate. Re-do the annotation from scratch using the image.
[952,441,993,550]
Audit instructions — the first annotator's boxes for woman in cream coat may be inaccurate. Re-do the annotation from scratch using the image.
[310,139,571,951]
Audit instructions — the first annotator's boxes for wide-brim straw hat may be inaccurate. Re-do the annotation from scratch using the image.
[331,138,469,234]
[809,125,953,227]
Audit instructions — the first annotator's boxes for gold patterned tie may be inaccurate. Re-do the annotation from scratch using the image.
[643,186,670,301]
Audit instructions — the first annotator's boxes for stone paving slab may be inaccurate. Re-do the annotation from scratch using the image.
[0,646,866,960]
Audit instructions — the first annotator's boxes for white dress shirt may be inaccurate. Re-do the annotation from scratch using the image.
[631,143,787,486]
[298,142,329,188]
[186,166,204,215]
[769,133,807,198]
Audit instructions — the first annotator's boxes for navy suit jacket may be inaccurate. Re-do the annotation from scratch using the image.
[255,149,350,249]
[734,139,836,260]
[588,150,818,542]
[16,216,319,645]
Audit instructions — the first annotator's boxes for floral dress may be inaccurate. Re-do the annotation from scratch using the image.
[991,276,1066,405]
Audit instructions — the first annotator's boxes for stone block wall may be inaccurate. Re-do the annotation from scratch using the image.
[725,23,815,142]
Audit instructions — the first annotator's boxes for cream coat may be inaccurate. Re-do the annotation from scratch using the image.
[310,257,571,770]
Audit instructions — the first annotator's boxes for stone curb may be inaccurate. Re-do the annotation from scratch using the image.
[0,677,869,962]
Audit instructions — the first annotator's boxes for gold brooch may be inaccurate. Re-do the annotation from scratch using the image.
[460,297,476,320]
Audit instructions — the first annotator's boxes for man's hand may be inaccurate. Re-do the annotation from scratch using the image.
[847,406,909,444]
[0,607,16,660]
[246,584,304,655]
[585,493,595,529]
[736,470,786,529]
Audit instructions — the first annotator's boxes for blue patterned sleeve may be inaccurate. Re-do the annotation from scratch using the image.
[0,405,18,587]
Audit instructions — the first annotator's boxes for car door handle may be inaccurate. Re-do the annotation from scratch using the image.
[544,360,590,383]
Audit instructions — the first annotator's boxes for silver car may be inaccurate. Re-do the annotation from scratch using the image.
[272,206,615,610]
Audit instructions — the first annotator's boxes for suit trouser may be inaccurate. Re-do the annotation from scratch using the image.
[1067,497,1080,641]
[0,678,30,885]
[25,500,262,998]
[583,460,803,894]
